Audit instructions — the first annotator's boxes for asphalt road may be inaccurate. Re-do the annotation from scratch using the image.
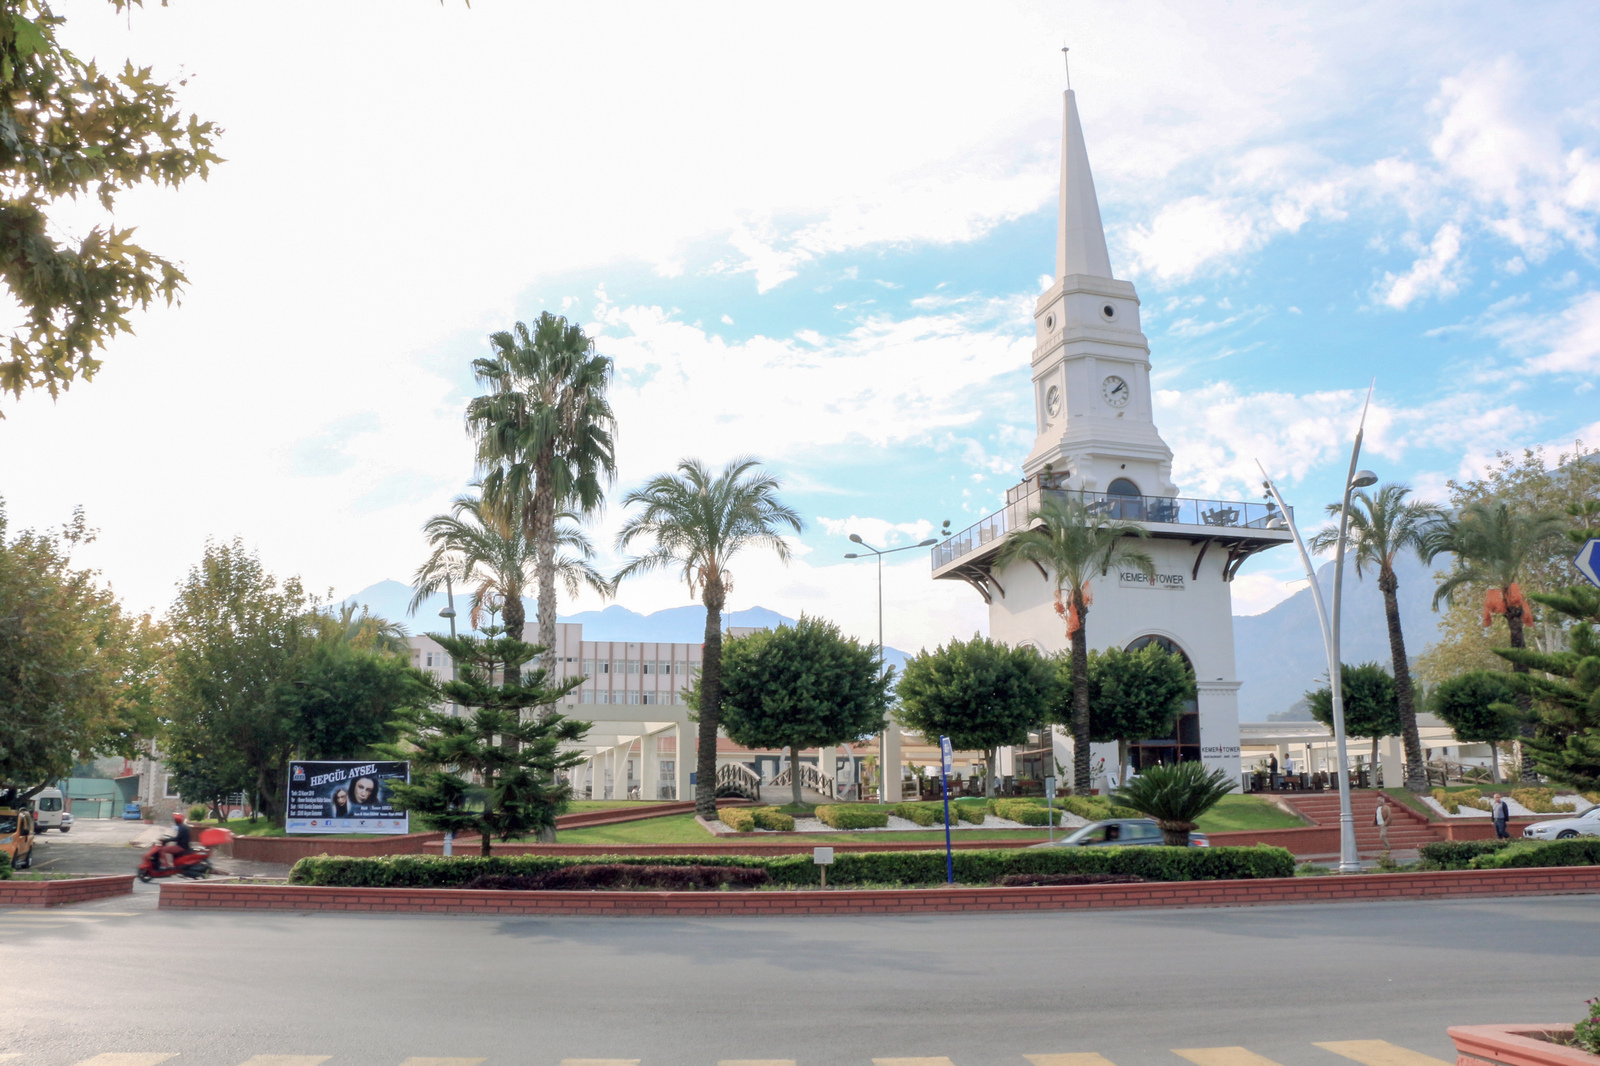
[3,892,1597,1066]
[23,818,291,878]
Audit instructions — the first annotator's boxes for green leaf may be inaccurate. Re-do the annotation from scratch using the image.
[10,15,48,61]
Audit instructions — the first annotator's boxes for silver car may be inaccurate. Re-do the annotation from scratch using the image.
[1031,818,1210,848]
[1522,804,1600,840]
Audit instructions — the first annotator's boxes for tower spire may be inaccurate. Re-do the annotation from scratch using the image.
[1055,89,1113,281]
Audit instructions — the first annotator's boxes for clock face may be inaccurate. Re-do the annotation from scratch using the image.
[1102,375,1130,408]
[1045,385,1061,418]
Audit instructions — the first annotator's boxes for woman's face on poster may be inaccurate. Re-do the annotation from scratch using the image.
[333,788,349,809]
[352,778,376,804]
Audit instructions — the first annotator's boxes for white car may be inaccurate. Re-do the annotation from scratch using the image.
[1522,804,1600,840]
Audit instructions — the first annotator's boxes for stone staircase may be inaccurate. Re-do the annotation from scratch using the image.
[1280,791,1443,855]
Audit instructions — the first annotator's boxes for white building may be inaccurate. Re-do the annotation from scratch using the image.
[926,88,1294,786]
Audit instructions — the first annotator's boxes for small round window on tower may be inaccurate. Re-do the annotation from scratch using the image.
[1045,314,1055,331]
[1101,303,1116,320]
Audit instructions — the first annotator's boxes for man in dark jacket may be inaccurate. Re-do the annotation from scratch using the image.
[1492,793,1511,839]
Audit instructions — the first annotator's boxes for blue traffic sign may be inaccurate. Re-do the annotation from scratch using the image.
[939,736,954,775]
[1575,538,1600,589]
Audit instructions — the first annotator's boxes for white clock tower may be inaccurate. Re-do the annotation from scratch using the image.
[1025,90,1176,500]
[928,87,1294,789]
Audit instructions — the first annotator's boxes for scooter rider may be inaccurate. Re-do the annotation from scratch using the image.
[155,811,192,871]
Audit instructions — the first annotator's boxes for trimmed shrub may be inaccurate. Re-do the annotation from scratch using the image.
[815,804,890,829]
[1431,788,1489,814]
[1417,838,1515,870]
[995,872,1145,887]
[1057,796,1142,821]
[187,805,208,823]
[1467,838,1600,869]
[1584,792,1599,805]
[718,807,756,832]
[956,804,986,825]
[288,844,1296,889]
[1510,788,1575,814]
[990,798,1062,826]
[750,808,795,832]
[892,802,958,826]
[462,864,771,891]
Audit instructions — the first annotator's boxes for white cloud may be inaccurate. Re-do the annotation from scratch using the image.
[1377,223,1465,309]
[816,516,935,548]
[1488,289,1600,375]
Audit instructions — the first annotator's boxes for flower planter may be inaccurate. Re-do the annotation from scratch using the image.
[1450,1025,1596,1066]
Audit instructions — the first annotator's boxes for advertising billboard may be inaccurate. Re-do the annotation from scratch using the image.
[285,760,410,835]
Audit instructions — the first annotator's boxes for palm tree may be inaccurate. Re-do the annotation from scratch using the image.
[1425,500,1568,780]
[1307,483,1441,793]
[613,457,802,818]
[468,313,617,683]
[409,492,609,683]
[1112,760,1236,846]
[994,495,1154,795]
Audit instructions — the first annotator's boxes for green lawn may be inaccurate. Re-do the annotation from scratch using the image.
[566,800,668,812]
[1193,795,1308,833]
[555,813,717,845]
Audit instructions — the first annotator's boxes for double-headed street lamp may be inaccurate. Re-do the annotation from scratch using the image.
[1256,386,1377,874]
[845,532,937,803]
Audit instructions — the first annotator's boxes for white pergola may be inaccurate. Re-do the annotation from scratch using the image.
[563,709,692,801]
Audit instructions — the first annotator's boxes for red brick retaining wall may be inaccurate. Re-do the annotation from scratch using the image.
[0,874,134,907]
[230,832,445,864]
[158,864,1600,916]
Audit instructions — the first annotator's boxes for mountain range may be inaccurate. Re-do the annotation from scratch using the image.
[345,555,1447,721]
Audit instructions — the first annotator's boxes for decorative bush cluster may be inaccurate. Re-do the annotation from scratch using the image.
[815,805,889,829]
[463,864,771,891]
[1417,839,1516,869]
[718,806,796,832]
[891,802,957,826]
[1466,838,1600,869]
[1431,788,1490,814]
[1057,795,1144,820]
[288,845,1296,889]
[1510,788,1575,814]
[990,798,1063,826]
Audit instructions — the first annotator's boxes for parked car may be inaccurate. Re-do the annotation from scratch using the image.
[1522,804,1600,840]
[1030,818,1210,848]
[59,811,74,832]
[1,807,36,869]
[122,803,143,820]
[29,787,65,831]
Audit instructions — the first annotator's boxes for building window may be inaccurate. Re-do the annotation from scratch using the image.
[675,659,688,675]
[599,660,611,674]
[627,660,639,675]
[642,661,654,675]
[628,691,641,705]
[164,775,180,799]
[641,692,657,705]
[582,659,595,677]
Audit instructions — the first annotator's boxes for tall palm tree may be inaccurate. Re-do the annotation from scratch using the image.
[994,495,1154,795]
[468,313,617,682]
[1308,483,1441,793]
[1425,500,1568,780]
[409,492,609,683]
[613,457,802,818]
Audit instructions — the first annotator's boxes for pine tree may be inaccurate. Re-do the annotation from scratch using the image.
[381,633,588,856]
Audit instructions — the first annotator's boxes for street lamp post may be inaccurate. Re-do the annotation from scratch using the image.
[845,533,937,804]
[1255,389,1377,874]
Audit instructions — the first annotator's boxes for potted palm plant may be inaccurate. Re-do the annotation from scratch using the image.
[1111,761,1235,846]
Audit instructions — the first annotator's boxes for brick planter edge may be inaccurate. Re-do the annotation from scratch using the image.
[157,864,1600,916]
[0,874,135,907]
[1450,1024,1597,1066]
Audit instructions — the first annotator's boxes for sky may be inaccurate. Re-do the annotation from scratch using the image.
[1,1,1598,658]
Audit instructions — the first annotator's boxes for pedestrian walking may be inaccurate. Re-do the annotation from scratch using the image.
[1492,793,1510,839]
[1374,794,1392,851]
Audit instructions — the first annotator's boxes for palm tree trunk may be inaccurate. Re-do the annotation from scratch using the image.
[502,593,525,685]
[531,469,558,709]
[790,745,803,807]
[1071,588,1092,796]
[1379,566,1427,792]
[696,579,726,819]
[1505,602,1539,782]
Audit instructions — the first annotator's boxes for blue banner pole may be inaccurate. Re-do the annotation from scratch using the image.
[940,736,954,884]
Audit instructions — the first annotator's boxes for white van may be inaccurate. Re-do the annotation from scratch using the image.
[30,788,65,832]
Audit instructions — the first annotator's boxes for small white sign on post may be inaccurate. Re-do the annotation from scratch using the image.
[940,736,954,776]
[813,846,835,888]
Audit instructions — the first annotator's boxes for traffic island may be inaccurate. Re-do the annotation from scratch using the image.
[157,864,1600,916]
[1451,1024,1598,1066]
[0,874,135,907]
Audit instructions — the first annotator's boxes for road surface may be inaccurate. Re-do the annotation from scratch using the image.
[3,891,1597,1066]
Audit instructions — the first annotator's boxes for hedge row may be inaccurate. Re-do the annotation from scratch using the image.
[990,798,1063,826]
[815,805,889,829]
[1468,838,1600,869]
[288,845,1296,888]
[1058,796,1144,820]
[464,864,770,891]
[1419,836,1600,870]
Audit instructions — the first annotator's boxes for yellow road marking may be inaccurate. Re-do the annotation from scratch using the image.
[1317,1041,1453,1066]
[70,1056,176,1066]
[875,1060,956,1066]
[398,1060,486,1066]
[1175,1048,1287,1066]
[721,1061,796,1066]
[559,1061,638,1066]
[237,1058,331,1066]
[1029,1056,1121,1066]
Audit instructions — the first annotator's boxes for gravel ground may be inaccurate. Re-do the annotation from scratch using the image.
[708,812,1093,834]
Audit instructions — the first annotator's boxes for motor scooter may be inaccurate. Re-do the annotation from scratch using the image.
[137,827,234,882]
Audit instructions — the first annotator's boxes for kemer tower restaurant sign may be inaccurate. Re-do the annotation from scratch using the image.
[927,88,1293,782]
